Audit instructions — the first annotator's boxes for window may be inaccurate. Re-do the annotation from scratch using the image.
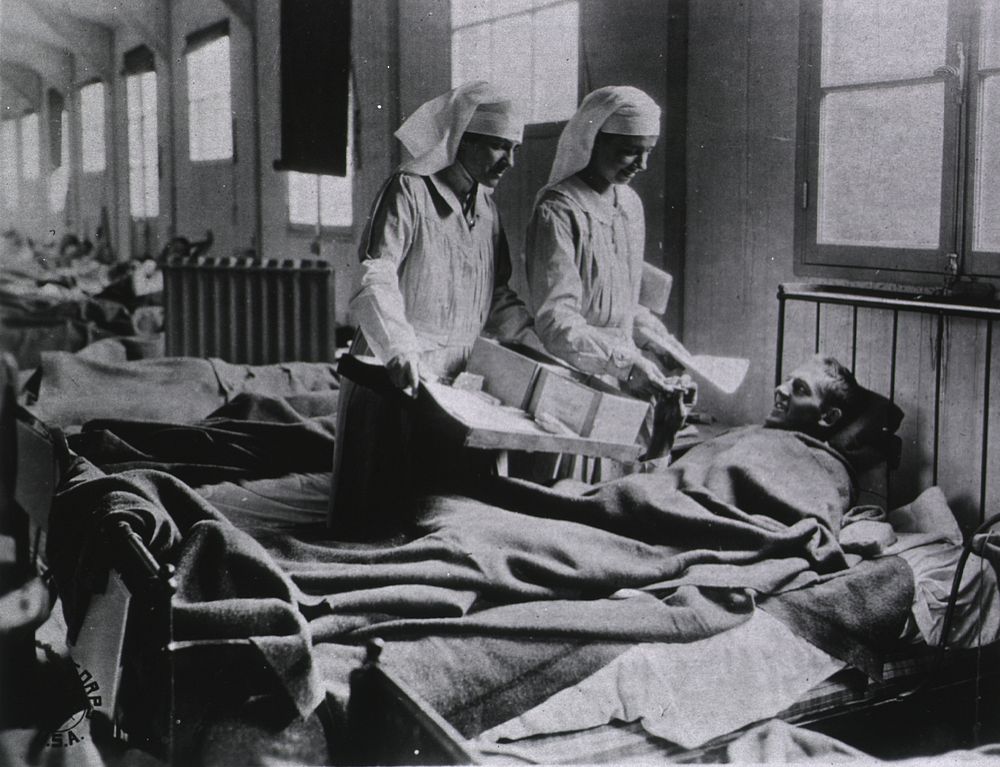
[80,81,106,173]
[49,109,70,213]
[288,172,352,228]
[287,85,353,228]
[186,25,233,161]
[797,0,1000,280]
[20,112,39,180]
[451,0,579,124]
[1,120,19,209]
[126,69,159,218]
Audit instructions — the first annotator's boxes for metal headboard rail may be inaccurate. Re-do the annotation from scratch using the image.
[776,283,1000,743]
[776,282,997,526]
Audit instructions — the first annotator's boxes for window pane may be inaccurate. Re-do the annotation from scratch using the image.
[451,1,579,124]
[81,82,106,172]
[983,0,1000,69]
[818,82,944,248]
[187,35,233,161]
[20,113,39,180]
[319,175,352,227]
[452,25,492,88]
[531,2,578,122]
[452,0,534,27]
[127,72,159,218]
[974,73,1000,251]
[127,76,143,119]
[821,0,948,86]
[452,0,495,28]
[288,172,319,225]
[491,14,534,105]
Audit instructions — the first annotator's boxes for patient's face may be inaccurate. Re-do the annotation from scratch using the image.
[765,359,835,434]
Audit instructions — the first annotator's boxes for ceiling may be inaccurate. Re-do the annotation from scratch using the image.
[0,0,164,115]
[0,0,253,118]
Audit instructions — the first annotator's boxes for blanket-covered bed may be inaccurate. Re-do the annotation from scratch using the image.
[46,414,915,756]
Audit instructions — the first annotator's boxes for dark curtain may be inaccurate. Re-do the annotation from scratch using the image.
[275,0,351,177]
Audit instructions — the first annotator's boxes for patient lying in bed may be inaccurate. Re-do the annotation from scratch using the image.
[40,350,997,762]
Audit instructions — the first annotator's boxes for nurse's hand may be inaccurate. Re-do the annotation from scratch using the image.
[387,353,421,398]
[624,356,672,399]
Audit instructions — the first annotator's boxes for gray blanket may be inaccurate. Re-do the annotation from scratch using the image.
[48,425,913,735]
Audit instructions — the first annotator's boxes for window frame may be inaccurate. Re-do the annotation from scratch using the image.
[185,21,234,163]
[285,172,355,235]
[125,67,160,220]
[285,81,354,233]
[963,0,1000,275]
[794,0,999,284]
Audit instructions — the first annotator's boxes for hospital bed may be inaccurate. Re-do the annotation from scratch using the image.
[3,282,1000,766]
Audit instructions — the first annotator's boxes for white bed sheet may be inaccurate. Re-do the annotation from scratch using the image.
[474,485,1000,753]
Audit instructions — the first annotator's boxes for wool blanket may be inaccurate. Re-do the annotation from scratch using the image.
[47,425,913,733]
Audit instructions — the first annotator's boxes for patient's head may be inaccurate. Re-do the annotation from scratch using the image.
[765,355,861,439]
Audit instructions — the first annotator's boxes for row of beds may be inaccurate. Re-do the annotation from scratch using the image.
[0,253,164,371]
[3,304,1000,766]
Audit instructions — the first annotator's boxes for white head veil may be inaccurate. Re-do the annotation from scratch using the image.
[395,81,524,176]
[545,86,661,187]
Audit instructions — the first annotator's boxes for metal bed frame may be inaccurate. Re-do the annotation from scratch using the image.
[776,282,999,524]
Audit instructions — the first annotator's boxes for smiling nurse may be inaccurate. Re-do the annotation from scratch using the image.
[525,86,692,469]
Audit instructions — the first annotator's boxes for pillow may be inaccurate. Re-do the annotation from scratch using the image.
[827,386,904,473]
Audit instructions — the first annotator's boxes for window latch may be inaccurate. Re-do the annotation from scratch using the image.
[944,252,960,290]
[934,42,966,103]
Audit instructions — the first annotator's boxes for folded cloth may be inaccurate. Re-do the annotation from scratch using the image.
[839,504,897,557]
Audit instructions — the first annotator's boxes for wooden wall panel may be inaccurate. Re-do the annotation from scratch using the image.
[936,318,987,531]
[817,303,854,367]
[986,322,1000,526]
[889,313,940,509]
[686,0,800,426]
[852,307,896,399]
[777,301,817,383]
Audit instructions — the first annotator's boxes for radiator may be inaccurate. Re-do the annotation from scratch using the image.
[163,256,335,364]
